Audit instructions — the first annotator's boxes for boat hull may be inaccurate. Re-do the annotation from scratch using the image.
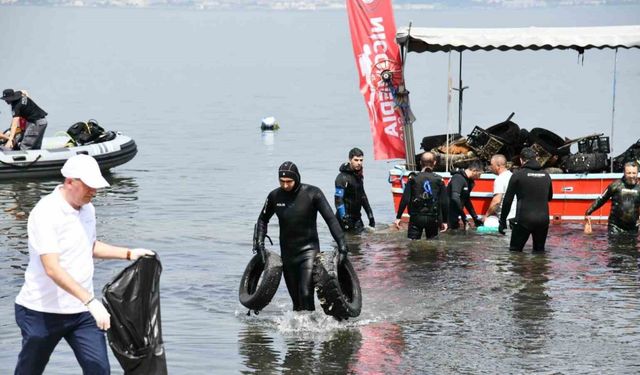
[389,167,616,223]
[0,134,138,180]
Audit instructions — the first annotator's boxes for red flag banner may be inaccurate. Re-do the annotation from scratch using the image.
[347,0,406,160]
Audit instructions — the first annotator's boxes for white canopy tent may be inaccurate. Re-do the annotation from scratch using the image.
[393,25,640,171]
[396,25,640,52]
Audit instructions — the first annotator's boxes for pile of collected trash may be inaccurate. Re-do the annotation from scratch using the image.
[419,113,640,173]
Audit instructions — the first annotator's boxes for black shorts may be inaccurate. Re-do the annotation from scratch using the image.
[407,215,439,240]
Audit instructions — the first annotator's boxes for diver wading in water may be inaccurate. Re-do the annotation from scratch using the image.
[334,148,375,233]
[254,162,348,311]
[394,152,448,239]
[499,147,553,252]
[585,161,640,234]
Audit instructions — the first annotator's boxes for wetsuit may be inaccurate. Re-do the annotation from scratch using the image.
[396,170,448,239]
[9,95,48,150]
[256,166,346,311]
[446,169,479,229]
[500,160,553,251]
[334,162,374,233]
[586,178,640,234]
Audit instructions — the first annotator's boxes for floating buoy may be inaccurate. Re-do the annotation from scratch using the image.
[260,116,280,131]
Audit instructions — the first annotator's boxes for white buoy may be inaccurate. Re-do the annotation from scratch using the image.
[260,116,279,131]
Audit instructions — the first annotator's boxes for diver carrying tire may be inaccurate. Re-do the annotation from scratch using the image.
[313,251,362,321]
[239,251,283,312]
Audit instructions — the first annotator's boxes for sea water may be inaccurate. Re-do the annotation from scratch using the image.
[1,5,639,374]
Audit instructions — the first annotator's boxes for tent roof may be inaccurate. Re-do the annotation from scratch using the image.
[396,25,640,53]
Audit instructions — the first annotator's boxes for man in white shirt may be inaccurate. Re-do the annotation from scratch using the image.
[14,154,154,375]
[483,154,516,227]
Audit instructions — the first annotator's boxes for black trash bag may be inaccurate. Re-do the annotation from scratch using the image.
[420,133,462,151]
[102,255,168,375]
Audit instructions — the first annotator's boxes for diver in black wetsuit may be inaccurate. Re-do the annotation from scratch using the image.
[334,147,375,233]
[446,161,484,230]
[394,152,449,239]
[254,161,348,311]
[499,147,553,252]
[585,162,640,234]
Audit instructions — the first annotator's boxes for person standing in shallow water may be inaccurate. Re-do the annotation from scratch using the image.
[482,154,516,226]
[334,147,375,234]
[447,160,484,230]
[499,147,553,252]
[253,161,348,311]
[14,154,155,375]
[394,151,448,239]
[585,161,640,234]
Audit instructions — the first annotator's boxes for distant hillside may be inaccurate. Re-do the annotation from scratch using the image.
[1,0,639,10]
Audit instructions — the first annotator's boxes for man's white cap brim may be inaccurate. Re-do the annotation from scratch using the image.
[61,154,110,189]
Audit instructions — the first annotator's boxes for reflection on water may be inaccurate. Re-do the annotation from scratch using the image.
[238,313,362,374]
[235,225,640,374]
[0,175,139,258]
[0,180,57,257]
[507,253,552,354]
[349,322,405,374]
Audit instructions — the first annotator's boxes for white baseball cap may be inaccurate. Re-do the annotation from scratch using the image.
[61,154,110,189]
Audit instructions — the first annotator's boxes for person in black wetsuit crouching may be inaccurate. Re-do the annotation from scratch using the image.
[334,147,375,233]
[253,161,348,311]
[499,147,553,252]
[394,151,449,239]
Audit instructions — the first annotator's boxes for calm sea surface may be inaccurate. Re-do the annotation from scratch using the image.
[1,5,640,374]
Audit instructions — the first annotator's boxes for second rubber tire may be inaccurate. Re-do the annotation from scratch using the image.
[313,251,362,321]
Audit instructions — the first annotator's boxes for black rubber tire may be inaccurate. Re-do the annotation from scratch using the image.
[313,251,362,321]
[485,120,520,145]
[529,128,569,156]
[563,153,609,173]
[420,133,462,151]
[518,128,530,146]
[239,251,282,311]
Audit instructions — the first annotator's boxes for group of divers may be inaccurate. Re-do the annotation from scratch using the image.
[4,87,640,374]
[252,145,640,313]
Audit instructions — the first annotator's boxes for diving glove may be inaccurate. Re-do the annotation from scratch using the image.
[253,243,267,264]
[337,244,349,265]
[498,220,507,235]
[473,217,484,228]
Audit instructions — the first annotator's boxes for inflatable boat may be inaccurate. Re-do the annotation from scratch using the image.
[0,132,137,180]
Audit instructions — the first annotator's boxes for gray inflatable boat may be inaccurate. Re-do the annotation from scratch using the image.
[0,132,137,180]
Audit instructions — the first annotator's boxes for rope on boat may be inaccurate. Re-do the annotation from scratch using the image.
[0,154,43,169]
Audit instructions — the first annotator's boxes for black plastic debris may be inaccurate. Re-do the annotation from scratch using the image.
[102,255,167,375]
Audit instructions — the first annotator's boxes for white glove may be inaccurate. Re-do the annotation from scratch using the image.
[130,248,155,260]
[87,299,111,330]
